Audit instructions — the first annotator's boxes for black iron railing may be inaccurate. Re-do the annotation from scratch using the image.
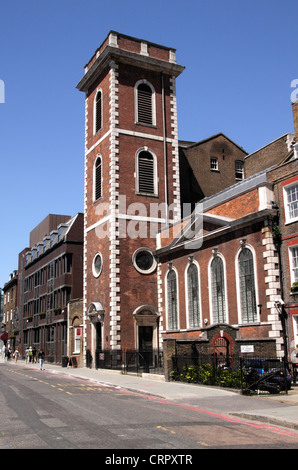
[170,354,293,394]
[88,349,164,375]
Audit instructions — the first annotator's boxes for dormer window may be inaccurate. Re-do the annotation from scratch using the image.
[235,160,244,180]
[210,157,218,171]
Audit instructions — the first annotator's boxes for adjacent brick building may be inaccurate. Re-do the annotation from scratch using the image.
[267,101,298,363]
[2,270,19,350]
[179,133,247,207]
[18,213,83,362]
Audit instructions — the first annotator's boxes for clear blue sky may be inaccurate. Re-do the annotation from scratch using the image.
[0,0,297,288]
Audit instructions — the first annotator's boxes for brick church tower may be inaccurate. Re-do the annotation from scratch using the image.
[77,31,184,363]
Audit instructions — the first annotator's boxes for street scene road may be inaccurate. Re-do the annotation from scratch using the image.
[0,362,298,451]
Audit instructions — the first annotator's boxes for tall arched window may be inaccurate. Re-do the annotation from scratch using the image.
[94,156,102,201]
[211,255,226,323]
[136,149,157,195]
[187,263,201,328]
[238,247,257,323]
[167,269,178,330]
[135,80,156,126]
[94,90,102,134]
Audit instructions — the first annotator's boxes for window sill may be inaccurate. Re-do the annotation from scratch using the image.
[135,122,157,129]
[93,197,103,204]
[285,218,298,225]
[136,192,159,198]
[93,127,102,136]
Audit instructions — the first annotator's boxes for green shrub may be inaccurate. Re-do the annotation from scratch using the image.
[170,364,243,389]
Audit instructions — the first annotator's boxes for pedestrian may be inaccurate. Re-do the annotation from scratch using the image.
[25,347,29,363]
[32,346,37,363]
[38,349,45,370]
[13,349,19,362]
[29,346,33,363]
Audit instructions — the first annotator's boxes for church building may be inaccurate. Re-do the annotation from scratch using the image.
[77,31,291,370]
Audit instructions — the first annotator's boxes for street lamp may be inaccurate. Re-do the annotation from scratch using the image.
[275,299,289,394]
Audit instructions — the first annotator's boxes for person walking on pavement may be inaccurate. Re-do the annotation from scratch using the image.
[25,347,29,363]
[7,348,12,360]
[29,346,33,363]
[13,348,19,362]
[38,349,45,370]
[32,346,37,363]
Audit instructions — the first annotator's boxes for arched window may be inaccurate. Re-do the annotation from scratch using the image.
[238,247,257,323]
[167,269,178,330]
[136,149,157,195]
[187,263,201,328]
[94,156,102,201]
[211,256,226,323]
[135,80,156,126]
[94,90,102,134]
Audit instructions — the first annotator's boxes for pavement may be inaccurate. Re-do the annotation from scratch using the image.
[6,358,298,432]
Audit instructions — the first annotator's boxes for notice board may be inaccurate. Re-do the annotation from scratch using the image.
[69,356,79,368]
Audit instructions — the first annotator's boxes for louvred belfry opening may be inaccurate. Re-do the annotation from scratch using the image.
[137,83,152,125]
[138,151,154,194]
[95,91,102,133]
[95,157,102,200]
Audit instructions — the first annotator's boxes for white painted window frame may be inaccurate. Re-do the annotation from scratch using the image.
[289,244,298,285]
[283,180,298,225]
[235,244,259,324]
[165,266,179,331]
[208,252,229,325]
[135,147,158,196]
[93,154,102,202]
[185,260,202,329]
[93,88,103,135]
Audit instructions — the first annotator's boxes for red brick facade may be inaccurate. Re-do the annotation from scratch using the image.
[156,175,284,361]
[17,213,83,362]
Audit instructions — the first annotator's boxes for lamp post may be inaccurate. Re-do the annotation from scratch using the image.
[275,300,289,394]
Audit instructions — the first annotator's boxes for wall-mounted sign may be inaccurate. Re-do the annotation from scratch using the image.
[241,345,254,353]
